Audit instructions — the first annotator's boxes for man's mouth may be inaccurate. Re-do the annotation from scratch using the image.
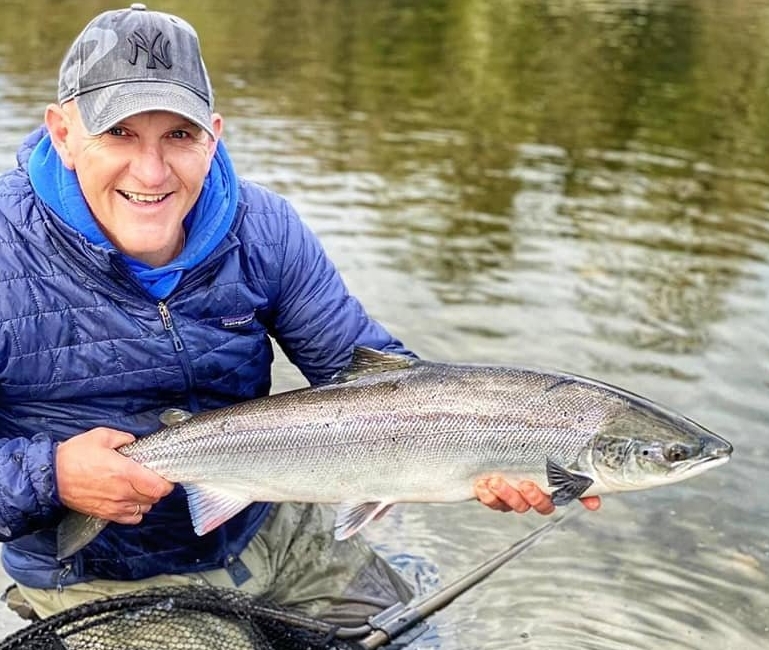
[118,190,170,204]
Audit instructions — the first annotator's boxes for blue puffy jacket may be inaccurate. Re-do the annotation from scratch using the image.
[0,128,409,589]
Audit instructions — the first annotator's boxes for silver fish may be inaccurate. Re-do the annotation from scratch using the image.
[58,347,732,558]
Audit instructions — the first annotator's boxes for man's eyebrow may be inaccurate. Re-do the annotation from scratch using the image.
[171,119,200,130]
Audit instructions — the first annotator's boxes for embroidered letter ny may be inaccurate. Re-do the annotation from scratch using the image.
[127,30,172,69]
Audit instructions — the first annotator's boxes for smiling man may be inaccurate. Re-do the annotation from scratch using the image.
[47,108,220,267]
[0,3,597,631]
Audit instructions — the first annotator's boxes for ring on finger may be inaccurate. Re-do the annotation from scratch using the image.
[134,503,141,517]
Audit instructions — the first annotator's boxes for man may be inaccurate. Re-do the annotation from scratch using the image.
[0,4,599,627]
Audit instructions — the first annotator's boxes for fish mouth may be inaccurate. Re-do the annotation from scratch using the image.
[672,432,733,477]
[704,436,733,462]
[669,450,731,477]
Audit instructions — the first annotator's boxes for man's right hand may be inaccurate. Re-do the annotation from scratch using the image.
[55,427,174,523]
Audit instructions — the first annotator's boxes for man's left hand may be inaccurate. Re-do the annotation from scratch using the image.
[474,477,601,515]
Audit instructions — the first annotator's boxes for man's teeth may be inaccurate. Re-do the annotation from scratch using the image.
[120,191,168,203]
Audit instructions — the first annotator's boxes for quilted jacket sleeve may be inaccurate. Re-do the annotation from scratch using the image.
[0,433,61,540]
[270,199,413,386]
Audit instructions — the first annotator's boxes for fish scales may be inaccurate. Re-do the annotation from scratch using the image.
[124,364,637,501]
[56,347,732,558]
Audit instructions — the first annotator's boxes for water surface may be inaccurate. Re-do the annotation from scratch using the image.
[0,1,767,647]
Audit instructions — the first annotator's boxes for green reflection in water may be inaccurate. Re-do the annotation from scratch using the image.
[1,0,768,362]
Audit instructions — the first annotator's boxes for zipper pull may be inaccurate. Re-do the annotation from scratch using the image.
[57,563,72,592]
[157,301,185,352]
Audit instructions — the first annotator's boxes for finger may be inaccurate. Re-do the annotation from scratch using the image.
[95,428,137,450]
[108,502,146,525]
[580,495,601,511]
[124,461,174,502]
[518,481,555,515]
[128,502,152,523]
[485,478,532,514]
[475,479,513,512]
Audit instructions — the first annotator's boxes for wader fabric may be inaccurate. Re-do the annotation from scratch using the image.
[14,503,413,628]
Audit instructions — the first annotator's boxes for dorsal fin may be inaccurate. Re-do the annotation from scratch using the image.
[333,347,417,383]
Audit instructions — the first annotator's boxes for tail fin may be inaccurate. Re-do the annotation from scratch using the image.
[57,511,109,560]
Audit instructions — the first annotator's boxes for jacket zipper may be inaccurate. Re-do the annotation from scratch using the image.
[57,563,72,592]
[157,301,200,412]
[158,301,185,352]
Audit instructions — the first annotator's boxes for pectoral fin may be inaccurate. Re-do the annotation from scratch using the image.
[546,458,594,506]
[57,511,109,560]
[334,502,395,540]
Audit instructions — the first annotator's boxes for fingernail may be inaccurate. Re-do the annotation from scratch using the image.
[520,481,536,496]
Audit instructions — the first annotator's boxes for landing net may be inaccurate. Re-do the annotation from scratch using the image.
[0,585,362,650]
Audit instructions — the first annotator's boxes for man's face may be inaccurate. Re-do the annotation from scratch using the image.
[51,104,223,266]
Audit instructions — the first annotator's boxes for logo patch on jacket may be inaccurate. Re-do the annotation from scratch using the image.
[221,311,256,328]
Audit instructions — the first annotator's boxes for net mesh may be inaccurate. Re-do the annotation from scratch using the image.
[0,586,363,650]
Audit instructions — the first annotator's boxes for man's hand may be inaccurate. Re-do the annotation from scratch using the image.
[56,427,174,524]
[474,477,601,515]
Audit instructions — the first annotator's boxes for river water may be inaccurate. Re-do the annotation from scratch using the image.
[0,0,767,648]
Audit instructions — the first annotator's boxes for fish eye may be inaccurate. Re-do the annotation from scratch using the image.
[664,443,693,463]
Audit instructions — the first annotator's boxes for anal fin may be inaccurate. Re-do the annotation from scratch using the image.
[334,502,394,540]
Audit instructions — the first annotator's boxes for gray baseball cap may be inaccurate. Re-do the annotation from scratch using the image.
[58,3,215,137]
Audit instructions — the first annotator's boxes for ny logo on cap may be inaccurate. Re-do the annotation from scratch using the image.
[127,29,172,69]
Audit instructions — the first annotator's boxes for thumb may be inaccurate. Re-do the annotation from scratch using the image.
[123,456,174,501]
[92,427,136,450]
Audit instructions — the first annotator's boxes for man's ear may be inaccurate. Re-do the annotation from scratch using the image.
[208,113,224,156]
[44,103,76,170]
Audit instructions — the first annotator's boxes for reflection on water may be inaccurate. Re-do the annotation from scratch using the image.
[370,496,769,650]
[0,0,768,647]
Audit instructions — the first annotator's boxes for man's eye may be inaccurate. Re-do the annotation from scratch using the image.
[169,130,189,139]
[106,127,126,136]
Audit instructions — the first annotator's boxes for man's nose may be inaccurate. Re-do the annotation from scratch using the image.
[130,143,168,186]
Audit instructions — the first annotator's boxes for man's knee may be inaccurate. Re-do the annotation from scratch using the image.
[2,584,39,621]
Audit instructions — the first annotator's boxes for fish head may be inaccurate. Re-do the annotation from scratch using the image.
[587,402,733,493]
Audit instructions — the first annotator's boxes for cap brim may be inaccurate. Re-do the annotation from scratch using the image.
[75,81,214,138]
